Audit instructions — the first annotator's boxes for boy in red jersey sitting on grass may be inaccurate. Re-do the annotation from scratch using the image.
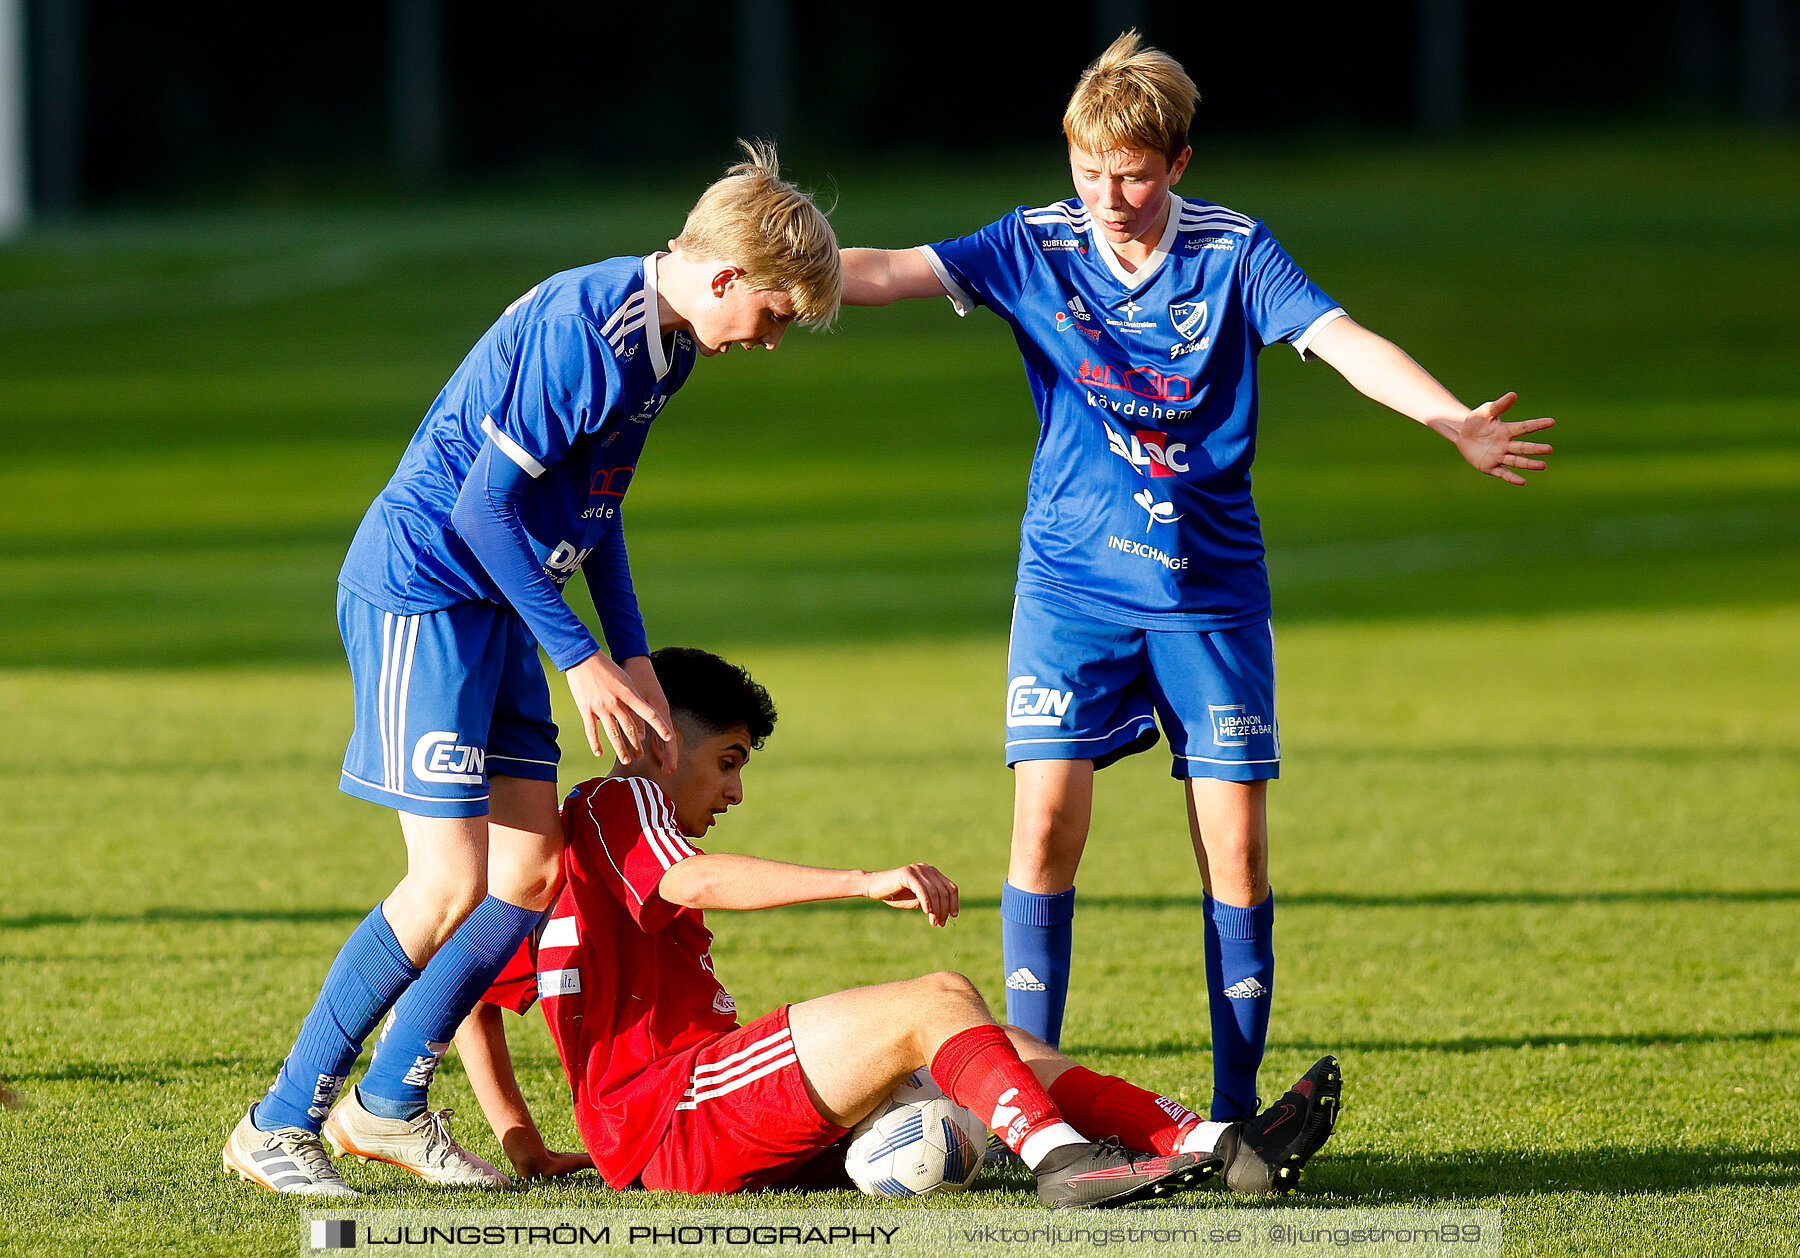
[440,647,1339,1206]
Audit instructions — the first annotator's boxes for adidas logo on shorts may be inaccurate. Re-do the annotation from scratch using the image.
[1005,967,1048,992]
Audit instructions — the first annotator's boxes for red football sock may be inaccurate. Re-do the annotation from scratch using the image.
[931,1025,1071,1156]
[1048,1065,1198,1156]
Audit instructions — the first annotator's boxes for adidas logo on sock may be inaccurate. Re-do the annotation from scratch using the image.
[1222,977,1268,999]
[1005,967,1048,992]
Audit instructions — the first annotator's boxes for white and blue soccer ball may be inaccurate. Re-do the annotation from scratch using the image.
[845,1069,987,1198]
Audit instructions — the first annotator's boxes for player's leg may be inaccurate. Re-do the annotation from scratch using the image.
[1010,1027,1341,1196]
[1003,759,1091,1044]
[786,973,995,1126]
[338,615,560,1184]
[230,808,487,1194]
[1005,1027,1201,1155]
[788,974,1209,1207]
[1146,621,1281,1122]
[1002,596,1159,1047]
[355,779,559,1126]
[240,598,500,1168]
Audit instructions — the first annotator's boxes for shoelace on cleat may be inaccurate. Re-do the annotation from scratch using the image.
[1089,1136,1145,1169]
[413,1109,469,1169]
[272,1129,344,1184]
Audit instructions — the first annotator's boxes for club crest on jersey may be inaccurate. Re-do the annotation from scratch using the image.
[1169,300,1208,341]
[1107,428,1189,479]
[412,731,486,784]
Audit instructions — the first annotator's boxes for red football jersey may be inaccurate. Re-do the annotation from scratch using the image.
[482,775,740,1188]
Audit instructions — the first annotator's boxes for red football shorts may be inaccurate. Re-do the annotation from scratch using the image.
[636,1006,851,1194]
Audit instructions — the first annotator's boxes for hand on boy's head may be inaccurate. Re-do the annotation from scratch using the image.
[622,655,678,772]
[565,653,675,766]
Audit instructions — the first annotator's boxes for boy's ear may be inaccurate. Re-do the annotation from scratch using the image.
[1168,146,1192,185]
[653,724,684,775]
[709,265,744,298]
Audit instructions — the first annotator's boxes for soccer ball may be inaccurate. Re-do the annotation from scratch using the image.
[844,1069,987,1198]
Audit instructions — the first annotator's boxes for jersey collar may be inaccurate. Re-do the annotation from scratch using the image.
[1092,193,1185,291]
[642,252,672,380]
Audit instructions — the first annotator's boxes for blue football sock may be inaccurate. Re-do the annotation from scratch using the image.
[1000,882,1076,1049]
[255,904,420,1134]
[357,895,540,1120]
[1204,892,1275,1120]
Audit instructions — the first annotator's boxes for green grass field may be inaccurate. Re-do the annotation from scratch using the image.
[1,129,1797,1256]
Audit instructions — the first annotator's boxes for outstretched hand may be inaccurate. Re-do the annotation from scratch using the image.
[1447,392,1555,485]
[565,653,675,767]
[866,863,960,928]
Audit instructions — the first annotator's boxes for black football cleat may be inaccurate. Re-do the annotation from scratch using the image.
[985,1131,1027,1171]
[1215,1054,1341,1195]
[1035,1139,1216,1210]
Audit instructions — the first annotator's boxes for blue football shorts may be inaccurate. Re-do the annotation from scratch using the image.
[337,588,560,818]
[1004,594,1280,781]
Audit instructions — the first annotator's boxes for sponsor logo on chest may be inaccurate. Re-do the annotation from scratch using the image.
[1104,296,1157,331]
[1107,428,1189,478]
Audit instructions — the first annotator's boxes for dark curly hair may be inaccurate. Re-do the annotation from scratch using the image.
[650,647,778,750]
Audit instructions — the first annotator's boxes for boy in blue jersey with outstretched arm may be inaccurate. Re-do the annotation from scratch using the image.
[223,144,842,1197]
[841,31,1552,1176]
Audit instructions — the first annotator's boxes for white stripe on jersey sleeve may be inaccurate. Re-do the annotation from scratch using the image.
[651,787,698,861]
[600,291,646,338]
[1177,213,1255,237]
[1023,200,1091,226]
[916,246,976,318]
[1292,307,1347,360]
[480,415,547,478]
[625,777,697,870]
[606,310,649,354]
[590,788,650,908]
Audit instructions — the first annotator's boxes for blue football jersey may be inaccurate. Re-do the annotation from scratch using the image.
[339,254,696,662]
[923,194,1343,629]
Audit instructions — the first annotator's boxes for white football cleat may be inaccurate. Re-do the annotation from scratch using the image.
[323,1087,511,1188]
[223,1108,359,1197]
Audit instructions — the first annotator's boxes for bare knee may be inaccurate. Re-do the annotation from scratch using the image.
[387,872,487,963]
[911,970,988,1014]
[1010,764,1092,891]
[490,849,561,911]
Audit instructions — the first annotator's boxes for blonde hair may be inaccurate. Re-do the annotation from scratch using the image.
[1062,30,1198,165]
[672,140,842,327]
